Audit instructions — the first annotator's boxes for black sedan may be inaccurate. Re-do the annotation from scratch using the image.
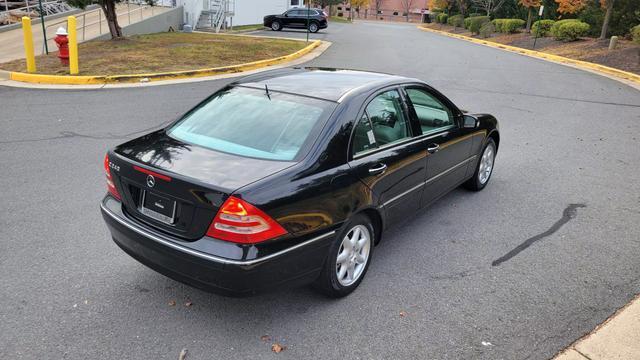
[101,68,499,297]
[264,8,328,33]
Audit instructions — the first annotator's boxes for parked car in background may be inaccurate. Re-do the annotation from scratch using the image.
[100,68,500,298]
[263,8,328,33]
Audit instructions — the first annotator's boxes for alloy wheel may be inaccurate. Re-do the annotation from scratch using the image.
[336,224,371,286]
[478,143,495,185]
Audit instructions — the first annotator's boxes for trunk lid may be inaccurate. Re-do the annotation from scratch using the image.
[110,130,295,240]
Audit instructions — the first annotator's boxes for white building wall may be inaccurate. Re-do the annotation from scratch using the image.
[232,0,290,26]
[177,0,300,29]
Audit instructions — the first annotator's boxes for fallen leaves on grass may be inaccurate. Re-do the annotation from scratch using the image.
[271,343,286,353]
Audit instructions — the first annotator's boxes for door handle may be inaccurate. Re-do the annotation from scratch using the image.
[427,143,440,154]
[368,163,387,175]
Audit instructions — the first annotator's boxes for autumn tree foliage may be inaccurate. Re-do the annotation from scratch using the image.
[519,0,541,32]
[428,0,450,11]
[554,0,588,14]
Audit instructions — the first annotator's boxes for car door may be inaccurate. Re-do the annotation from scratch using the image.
[348,88,428,227]
[402,86,475,207]
[287,9,305,27]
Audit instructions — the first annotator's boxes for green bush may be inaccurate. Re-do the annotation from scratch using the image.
[448,14,465,28]
[532,19,555,37]
[632,25,640,44]
[492,18,525,33]
[551,19,590,41]
[467,16,490,34]
[479,21,495,38]
[436,13,448,24]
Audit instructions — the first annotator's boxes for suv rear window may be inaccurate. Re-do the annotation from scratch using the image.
[167,86,334,161]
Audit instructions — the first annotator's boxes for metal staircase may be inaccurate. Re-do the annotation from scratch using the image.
[196,0,234,32]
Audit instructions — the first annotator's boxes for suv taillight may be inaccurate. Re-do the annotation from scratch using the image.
[206,196,287,244]
[104,154,121,200]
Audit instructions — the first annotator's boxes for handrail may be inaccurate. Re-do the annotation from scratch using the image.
[39,3,160,53]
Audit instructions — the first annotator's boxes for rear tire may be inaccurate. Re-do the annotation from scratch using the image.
[308,22,319,33]
[464,138,496,191]
[313,214,374,298]
[271,21,282,31]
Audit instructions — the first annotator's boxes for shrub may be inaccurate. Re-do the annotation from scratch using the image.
[448,14,465,28]
[532,20,555,37]
[551,19,590,41]
[632,25,640,45]
[467,16,490,34]
[479,21,495,38]
[492,18,525,33]
[436,13,448,24]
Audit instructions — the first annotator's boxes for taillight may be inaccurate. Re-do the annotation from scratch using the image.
[104,154,121,200]
[206,196,288,244]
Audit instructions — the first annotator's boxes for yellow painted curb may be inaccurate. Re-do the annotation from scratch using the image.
[418,26,640,85]
[8,39,322,85]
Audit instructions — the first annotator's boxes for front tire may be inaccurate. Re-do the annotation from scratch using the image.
[271,21,282,31]
[313,214,374,298]
[464,138,496,191]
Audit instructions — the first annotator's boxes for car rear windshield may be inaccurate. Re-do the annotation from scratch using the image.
[167,86,335,161]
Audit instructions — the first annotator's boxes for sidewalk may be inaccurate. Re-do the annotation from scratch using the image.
[0,3,169,63]
[554,295,640,360]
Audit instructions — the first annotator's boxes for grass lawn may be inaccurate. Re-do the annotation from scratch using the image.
[226,24,266,32]
[330,16,352,23]
[0,32,307,75]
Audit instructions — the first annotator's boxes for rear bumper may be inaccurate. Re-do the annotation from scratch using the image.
[100,196,335,296]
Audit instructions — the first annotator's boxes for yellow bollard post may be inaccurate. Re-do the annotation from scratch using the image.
[68,16,79,75]
[21,17,36,73]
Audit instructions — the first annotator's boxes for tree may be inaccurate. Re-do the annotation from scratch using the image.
[519,0,541,32]
[350,0,369,18]
[429,0,450,10]
[471,0,507,15]
[67,0,153,39]
[599,0,614,39]
[400,0,414,21]
[374,0,383,17]
[554,0,587,14]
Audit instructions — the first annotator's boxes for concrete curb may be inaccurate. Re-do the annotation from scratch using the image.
[417,26,640,91]
[5,35,323,86]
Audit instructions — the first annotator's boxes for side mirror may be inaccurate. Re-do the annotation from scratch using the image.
[463,115,478,129]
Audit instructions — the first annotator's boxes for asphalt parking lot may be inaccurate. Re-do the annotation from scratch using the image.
[1,21,639,359]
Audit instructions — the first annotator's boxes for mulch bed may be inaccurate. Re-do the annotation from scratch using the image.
[422,23,640,75]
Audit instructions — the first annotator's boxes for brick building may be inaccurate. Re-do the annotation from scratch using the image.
[329,0,430,22]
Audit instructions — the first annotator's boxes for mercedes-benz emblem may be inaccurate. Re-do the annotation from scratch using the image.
[146,175,155,188]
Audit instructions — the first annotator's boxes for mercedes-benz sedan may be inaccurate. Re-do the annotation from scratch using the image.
[101,68,500,297]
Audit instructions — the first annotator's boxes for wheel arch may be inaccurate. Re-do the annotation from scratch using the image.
[356,207,384,245]
[488,130,500,151]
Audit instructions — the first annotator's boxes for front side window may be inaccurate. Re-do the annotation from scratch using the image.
[365,90,411,147]
[405,88,454,134]
[168,87,334,161]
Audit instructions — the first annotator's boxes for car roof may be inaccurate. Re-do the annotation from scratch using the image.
[234,68,420,103]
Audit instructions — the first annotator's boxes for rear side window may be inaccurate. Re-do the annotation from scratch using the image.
[168,87,334,161]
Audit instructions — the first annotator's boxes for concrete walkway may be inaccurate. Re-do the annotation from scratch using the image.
[555,295,640,360]
[0,3,169,63]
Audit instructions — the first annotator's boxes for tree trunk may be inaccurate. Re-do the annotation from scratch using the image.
[457,0,465,16]
[599,0,614,40]
[101,0,122,39]
[525,7,533,33]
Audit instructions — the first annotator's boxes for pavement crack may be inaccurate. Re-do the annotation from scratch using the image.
[492,203,587,267]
